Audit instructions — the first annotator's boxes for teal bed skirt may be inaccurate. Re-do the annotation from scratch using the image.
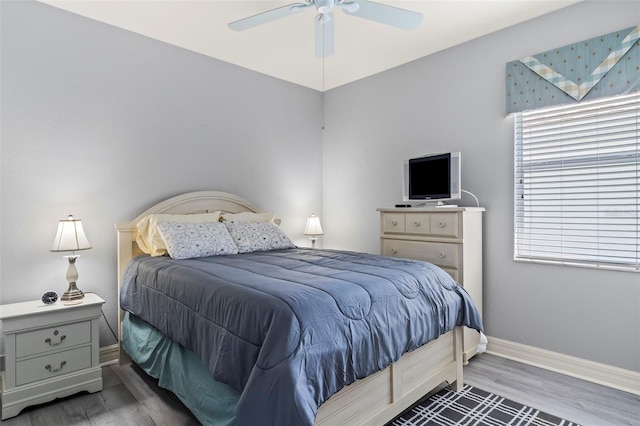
[122,312,240,425]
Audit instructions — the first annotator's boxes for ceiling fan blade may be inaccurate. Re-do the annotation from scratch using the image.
[229,2,312,31]
[315,13,335,57]
[342,0,422,30]
[337,1,359,13]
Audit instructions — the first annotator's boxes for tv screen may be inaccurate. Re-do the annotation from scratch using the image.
[408,153,451,199]
[402,152,461,203]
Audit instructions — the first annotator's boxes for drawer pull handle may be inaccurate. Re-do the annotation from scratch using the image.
[45,361,67,373]
[438,252,446,258]
[391,248,398,254]
[45,334,66,346]
[413,221,421,227]
[438,222,446,228]
[391,220,398,226]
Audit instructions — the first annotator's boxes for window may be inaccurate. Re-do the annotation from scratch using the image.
[514,93,639,271]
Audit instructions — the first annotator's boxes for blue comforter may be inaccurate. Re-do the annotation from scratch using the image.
[120,248,482,426]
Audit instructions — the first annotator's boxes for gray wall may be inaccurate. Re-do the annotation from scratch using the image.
[323,0,640,372]
[1,1,322,347]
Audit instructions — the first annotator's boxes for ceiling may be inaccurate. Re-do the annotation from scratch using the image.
[40,0,581,91]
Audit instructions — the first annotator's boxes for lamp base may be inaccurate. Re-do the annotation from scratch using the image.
[61,282,84,305]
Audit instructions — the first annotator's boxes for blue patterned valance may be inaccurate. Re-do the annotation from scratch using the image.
[506,25,640,114]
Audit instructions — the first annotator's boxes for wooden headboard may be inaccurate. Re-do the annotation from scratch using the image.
[115,191,263,363]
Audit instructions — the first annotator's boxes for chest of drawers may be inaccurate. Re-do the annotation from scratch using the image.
[0,293,104,419]
[378,207,484,364]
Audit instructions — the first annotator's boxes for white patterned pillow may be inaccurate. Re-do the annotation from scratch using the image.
[156,221,239,260]
[225,222,295,253]
[136,212,222,256]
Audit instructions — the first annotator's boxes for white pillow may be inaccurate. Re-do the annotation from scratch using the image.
[136,212,222,256]
[156,221,238,260]
[220,212,275,223]
[225,222,295,253]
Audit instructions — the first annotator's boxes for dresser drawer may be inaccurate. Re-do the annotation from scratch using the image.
[16,321,91,358]
[382,213,405,233]
[15,345,92,386]
[382,239,460,269]
[429,213,460,238]
[405,214,430,235]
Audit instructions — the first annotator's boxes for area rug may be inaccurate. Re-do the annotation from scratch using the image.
[389,385,580,426]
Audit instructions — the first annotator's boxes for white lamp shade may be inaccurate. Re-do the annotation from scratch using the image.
[304,214,324,236]
[51,215,92,252]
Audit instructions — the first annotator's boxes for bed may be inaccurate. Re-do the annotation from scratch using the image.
[116,191,482,426]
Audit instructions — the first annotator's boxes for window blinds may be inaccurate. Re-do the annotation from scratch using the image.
[514,93,639,271]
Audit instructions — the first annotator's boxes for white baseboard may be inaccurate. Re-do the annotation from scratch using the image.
[486,336,640,396]
[99,344,120,366]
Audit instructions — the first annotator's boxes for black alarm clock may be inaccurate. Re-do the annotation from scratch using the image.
[42,291,59,305]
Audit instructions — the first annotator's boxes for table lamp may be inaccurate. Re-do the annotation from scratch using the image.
[51,215,92,305]
[304,213,324,248]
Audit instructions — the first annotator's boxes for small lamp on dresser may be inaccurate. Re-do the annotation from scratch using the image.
[304,213,324,248]
[50,215,92,305]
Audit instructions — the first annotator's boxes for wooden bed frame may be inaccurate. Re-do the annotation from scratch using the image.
[116,191,464,425]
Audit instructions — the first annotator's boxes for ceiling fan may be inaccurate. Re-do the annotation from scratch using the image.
[228,0,423,57]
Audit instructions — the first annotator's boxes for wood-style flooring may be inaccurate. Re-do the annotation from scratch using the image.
[462,354,639,426]
[1,353,638,425]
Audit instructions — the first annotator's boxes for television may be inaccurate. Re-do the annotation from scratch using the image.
[402,152,461,204]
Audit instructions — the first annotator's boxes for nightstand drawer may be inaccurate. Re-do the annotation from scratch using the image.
[382,239,459,269]
[15,345,92,386]
[16,321,91,358]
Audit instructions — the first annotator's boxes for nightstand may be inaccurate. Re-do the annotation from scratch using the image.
[0,293,104,419]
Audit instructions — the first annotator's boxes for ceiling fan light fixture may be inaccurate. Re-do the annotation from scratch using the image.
[316,0,334,14]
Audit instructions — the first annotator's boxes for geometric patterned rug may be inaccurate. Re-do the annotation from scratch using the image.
[389,385,581,426]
